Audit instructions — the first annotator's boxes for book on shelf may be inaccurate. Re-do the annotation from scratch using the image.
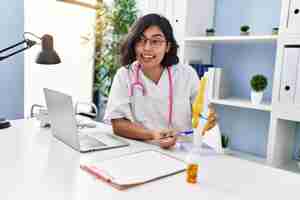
[210,67,230,99]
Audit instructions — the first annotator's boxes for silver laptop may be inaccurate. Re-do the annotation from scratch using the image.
[43,88,129,153]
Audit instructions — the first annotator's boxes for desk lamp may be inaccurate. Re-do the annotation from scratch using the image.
[0,32,61,129]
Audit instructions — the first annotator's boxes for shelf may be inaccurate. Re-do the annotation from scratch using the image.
[184,35,278,44]
[210,98,272,111]
[225,149,266,165]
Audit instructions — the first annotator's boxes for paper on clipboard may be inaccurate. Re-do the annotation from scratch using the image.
[81,150,186,190]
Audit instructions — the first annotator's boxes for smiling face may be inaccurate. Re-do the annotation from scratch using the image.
[134,26,170,70]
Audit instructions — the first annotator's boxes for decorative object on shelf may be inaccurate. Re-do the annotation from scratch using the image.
[240,25,250,35]
[272,27,279,35]
[250,74,268,105]
[221,134,230,153]
[205,28,215,36]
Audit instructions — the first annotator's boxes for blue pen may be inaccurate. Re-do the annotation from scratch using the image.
[177,130,194,136]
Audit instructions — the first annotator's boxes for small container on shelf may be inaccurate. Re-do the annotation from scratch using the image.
[250,74,268,105]
[240,25,250,36]
[272,27,279,35]
[206,28,215,36]
[221,134,230,154]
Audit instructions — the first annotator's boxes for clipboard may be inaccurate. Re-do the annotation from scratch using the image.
[80,150,186,190]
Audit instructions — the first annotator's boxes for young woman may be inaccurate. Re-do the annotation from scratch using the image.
[104,13,216,149]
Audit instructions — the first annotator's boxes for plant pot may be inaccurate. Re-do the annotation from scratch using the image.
[223,147,230,154]
[272,30,278,35]
[206,32,215,36]
[240,31,249,36]
[251,90,263,105]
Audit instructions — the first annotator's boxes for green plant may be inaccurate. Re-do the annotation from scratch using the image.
[272,27,279,35]
[221,135,229,148]
[206,28,215,33]
[240,25,250,32]
[250,74,268,92]
[94,0,138,97]
[93,0,109,94]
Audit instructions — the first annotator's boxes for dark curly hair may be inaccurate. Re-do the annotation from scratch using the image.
[120,13,179,67]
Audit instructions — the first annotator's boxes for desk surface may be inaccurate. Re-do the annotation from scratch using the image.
[0,119,300,200]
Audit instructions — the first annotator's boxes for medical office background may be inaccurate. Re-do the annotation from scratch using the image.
[1,0,300,163]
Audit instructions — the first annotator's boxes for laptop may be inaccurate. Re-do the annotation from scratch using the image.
[43,88,129,153]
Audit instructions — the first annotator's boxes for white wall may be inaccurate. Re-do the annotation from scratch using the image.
[0,1,24,120]
[24,0,96,117]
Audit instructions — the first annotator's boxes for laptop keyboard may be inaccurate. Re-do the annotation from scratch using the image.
[88,133,126,146]
[79,135,106,148]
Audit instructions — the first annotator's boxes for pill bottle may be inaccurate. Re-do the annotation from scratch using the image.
[186,141,202,184]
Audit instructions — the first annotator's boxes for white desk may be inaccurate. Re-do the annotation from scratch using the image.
[0,119,299,200]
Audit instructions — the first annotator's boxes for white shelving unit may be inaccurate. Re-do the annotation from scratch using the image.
[210,98,272,112]
[179,0,300,174]
[142,0,300,175]
[184,35,278,44]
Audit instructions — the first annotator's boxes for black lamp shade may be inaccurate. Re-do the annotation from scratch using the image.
[35,34,61,65]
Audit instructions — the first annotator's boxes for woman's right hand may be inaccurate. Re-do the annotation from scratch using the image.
[151,129,177,149]
[158,136,177,149]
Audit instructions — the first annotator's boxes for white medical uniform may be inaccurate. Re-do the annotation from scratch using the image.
[103,63,199,131]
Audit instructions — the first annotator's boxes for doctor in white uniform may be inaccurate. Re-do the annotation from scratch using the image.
[104,14,214,149]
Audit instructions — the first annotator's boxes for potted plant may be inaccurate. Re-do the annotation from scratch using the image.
[240,25,250,35]
[93,0,138,120]
[221,135,230,153]
[272,27,279,35]
[250,74,268,104]
[206,28,215,36]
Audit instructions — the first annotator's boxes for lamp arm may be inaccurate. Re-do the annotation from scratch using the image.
[0,39,37,61]
[57,0,97,10]
[0,40,26,54]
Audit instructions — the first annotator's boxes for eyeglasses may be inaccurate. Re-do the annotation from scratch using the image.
[136,36,167,48]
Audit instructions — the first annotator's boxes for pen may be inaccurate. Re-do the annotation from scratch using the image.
[159,129,195,139]
[176,130,194,136]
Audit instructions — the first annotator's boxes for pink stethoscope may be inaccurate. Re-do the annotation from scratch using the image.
[128,62,174,127]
